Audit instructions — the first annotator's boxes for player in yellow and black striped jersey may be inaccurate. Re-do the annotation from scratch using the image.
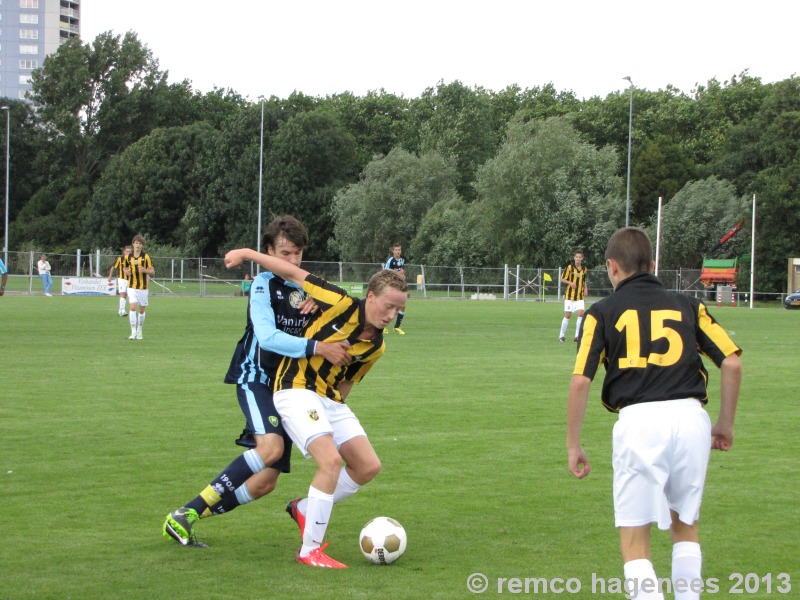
[107,245,131,317]
[558,251,588,342]
[224,246,407,568]
[566,227,742,599]
[125,234,155,340]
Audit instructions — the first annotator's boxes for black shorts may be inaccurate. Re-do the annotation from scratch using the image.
[236,381,292,473]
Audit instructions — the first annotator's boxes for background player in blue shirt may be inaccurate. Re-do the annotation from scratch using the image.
[0,257,8,296]
[163,216,351,547]
[384,243,407,334]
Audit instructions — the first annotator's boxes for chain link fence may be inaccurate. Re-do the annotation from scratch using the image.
[0,249,780,306]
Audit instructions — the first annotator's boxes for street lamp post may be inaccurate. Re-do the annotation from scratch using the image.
[256,96,265,264]
[1,106,9,265]
[623,77,634,227]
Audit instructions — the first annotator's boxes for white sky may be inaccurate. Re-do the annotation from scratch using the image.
[81,0,798,102]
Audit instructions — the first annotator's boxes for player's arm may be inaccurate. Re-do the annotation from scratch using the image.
[251,280,351,366]
[225,248,309,287]
[566,374,592,478]
[338,380,354,401]
[711,353,741,451]
[108,259,118,281]
[0,272,7,295]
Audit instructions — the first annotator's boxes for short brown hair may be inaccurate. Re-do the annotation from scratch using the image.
[264,215,308,250]
[132,234,146,244]
[605,227,651,273]
[368,269,408,296]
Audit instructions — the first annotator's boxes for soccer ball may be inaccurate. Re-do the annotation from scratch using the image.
[359,516,407,565]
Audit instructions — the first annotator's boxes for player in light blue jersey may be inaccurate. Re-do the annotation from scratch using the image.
[163,216,351,547]
[0,257,8,296]
[384,243,407,334]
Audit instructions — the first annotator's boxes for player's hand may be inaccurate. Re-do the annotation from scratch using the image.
[298,297,318,315]
[711,424,734,451]
[568,446,591,478]
[315,341,353,367]
[224,249,247,269]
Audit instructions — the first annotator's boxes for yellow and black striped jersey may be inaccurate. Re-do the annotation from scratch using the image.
[274,274,384,403]
[126,253,153,290]
[563,263,588,301]
[111,256,127,279]
[573,272,741,412]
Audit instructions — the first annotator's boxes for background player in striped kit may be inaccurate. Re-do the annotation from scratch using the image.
[567,227,742,600]
[558,250,588,342]
[125,235,154,340]
[107,245,131,317]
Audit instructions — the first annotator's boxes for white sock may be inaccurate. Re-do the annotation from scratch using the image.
[575,316,583,338]
[332,466,361,504]
[559,318,569,338]
[137,312,146,332]
[623,559,665,600]
[299,486,334,557]
[119,297,126,313]
[672,542,702,600]
[129,311,137,330]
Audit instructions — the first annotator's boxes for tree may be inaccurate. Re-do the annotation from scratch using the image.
[331,148,459,262]
[472,115,621,268]
[415,81,498,201]
[264,109,358,260]
[30,32,168,181]
[83,123,218,249]
[630,136,697,223]
[651,177,750,271]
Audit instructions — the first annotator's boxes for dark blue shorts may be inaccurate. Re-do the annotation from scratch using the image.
[236,381,292,473]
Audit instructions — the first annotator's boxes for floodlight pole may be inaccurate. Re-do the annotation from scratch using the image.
[623,76,634,227]
[256,95,265,273]
[1,106,9,265]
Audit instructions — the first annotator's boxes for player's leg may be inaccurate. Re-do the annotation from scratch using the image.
[613,403,673,600]
[135,291,148,339]
[665,400,711,600]
[394,310,405,334]
[163,382,287,546]
[118,279,128,316]
[619,525,664,600]
[670,515,702,600]
[274,389,347,567]
[559,306,572,342]
[127,289,139,339]
[574,306,585,342]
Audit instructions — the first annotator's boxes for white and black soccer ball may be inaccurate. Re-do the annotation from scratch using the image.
[359,516,407,565]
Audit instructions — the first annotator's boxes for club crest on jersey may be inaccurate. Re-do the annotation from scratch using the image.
[289,290,305,308]
[307,410,319,422]
[269,416,279,428]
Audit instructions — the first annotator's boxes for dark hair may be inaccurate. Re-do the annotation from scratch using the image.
[368,269,408,296]
[264,216,309,250]
[605,227,652,273]
[132,234,146,244]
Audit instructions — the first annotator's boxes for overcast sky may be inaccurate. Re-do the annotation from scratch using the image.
[80,0,798,102]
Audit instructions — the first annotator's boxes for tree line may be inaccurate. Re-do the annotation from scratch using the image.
[2,32,797,293]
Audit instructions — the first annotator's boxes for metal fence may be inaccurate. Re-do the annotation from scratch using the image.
[0,249,780,306]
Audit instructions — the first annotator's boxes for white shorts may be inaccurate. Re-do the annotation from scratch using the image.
[117,278,129,294]
[612,399,711,530]
[273,389,366,458]
[127,288,149,307]
[564,299,585,313]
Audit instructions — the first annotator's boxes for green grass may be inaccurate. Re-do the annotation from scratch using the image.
[0,295,797,599]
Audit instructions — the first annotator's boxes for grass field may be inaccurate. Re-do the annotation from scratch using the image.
[1,294,797,599]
